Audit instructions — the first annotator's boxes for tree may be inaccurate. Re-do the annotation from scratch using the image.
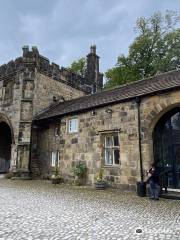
[68,57,86,76]
[104,11,180,89]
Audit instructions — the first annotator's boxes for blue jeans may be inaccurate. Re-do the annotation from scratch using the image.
[149,180,160,199]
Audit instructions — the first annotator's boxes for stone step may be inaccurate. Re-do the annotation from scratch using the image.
[160,192,180,200]
[31,170,40,175]
[161,188,180,200]
[30,163,40,167]
[31,166,40,169]
[160,190,180,200]
[0,174,6,179]
[162,188,180,193]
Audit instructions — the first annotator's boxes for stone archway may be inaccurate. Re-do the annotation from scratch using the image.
[143,102,180,138]
[140,98,180,177]
[0,122,12,173]
[153,107,180,188]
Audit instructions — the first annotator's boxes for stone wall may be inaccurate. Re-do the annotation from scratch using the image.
[36,100,139,189]
[0,46,87,174]
[36,88,180,189]
[33,73,85,115]
[0,71,24,170]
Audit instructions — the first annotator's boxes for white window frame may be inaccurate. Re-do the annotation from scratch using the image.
[51,151,60,167]
[68,118,78,133]
[103,133,120,166]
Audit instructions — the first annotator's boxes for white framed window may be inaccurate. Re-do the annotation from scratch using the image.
[103,134,120,165]
[51,151,60,167]
[69,118,78,133]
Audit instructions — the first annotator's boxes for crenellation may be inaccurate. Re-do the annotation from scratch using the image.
[0,45,103,94]
[0,58,24,77]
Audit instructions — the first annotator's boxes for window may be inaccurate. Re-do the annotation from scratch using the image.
[103,134,120,165]
[69,118,78,133]
[51,151,60,167]
[54,124,60,136]
[4,82,13,100]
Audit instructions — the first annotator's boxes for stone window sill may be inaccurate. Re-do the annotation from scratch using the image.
[103,165,120,169]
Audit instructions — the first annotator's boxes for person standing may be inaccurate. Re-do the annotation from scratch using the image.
[147,163,160,200]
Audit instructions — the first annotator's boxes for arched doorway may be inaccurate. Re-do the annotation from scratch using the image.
[153,107,180,189]
[0,122,12,173]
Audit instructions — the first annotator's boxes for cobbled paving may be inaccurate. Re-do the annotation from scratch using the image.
[0,179,179,240]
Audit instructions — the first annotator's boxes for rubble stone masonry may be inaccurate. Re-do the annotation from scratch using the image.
[36,88,180,189]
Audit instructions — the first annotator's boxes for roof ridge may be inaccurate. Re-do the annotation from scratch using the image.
[34,69,180,121]
[102,69,180,92]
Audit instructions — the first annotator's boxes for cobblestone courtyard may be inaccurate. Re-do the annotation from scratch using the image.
[0,179,179,240]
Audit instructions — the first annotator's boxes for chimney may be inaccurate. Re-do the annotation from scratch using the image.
[90,45,96,54]
[85,45,103,93]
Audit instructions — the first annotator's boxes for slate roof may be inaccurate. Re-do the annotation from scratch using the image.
[34,70,180,122]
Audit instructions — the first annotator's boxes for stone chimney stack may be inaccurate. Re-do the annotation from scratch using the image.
[85,45,103,93]
[90,45,96,54]
[22,45,29,57]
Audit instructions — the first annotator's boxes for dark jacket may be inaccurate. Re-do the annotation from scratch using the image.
[148,167,160,184]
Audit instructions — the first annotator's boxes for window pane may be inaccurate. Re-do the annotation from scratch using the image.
[51,152,56,167]
[72,120,76,130]
[105,136,113,147]
[69,119,78,133]
[113,135,119,146]
[105,149,113,165]
[69,121,71,132]
[114,149,120,164]
[56,151,60,166]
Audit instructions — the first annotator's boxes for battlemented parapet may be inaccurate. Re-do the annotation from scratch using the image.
[0,46,94,94]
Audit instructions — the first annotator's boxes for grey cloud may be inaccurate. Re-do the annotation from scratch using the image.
[0,0,179,73]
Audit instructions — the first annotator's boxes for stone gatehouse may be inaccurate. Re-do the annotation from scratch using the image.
[0,45,180,191]
[0,45,102,175]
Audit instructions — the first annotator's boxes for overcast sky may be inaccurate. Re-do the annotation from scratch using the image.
[0,0,179,73]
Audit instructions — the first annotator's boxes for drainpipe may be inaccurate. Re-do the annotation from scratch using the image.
[136,97,143,181]
[28,123,33,176]
[136,97,146,196]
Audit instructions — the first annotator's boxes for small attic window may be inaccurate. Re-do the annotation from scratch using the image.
[69,118,78,133]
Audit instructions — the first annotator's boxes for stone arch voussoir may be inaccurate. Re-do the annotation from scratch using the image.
[145,99,180,138]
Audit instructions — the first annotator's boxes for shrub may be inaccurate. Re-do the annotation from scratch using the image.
[73,162,87,178]
[5,172,14,179]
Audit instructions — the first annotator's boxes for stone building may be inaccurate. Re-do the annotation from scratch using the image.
[0,45,102,175]
[33,70,180,191]
[0,45,180,192]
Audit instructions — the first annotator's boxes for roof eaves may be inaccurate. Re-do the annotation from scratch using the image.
[34,84,180,123]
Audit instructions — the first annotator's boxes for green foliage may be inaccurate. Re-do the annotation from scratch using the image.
[55,166,60,176]
[13,170,21,177]
[104,11,180,89]
[73,162,87,178]
[68,57,86,76]
[96,168,104,182]
[51,166,61,179]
